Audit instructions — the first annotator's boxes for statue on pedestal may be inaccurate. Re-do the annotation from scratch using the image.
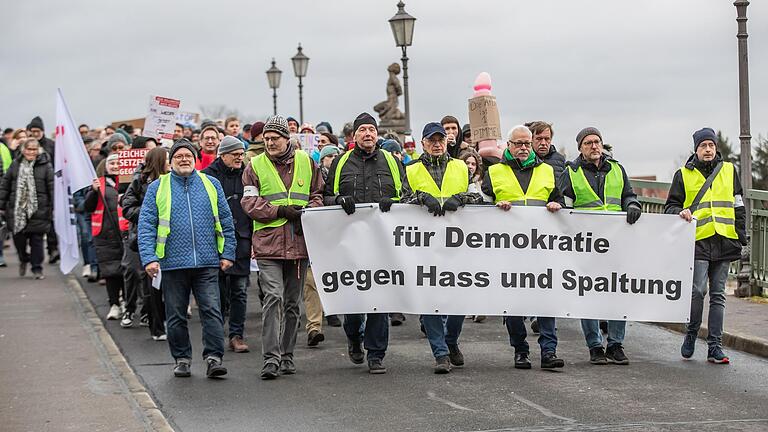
[374,63,407,138]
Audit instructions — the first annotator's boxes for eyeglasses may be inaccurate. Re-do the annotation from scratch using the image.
[582,139,602,147]
[425,137,445,145]
[263,136,284,142]
[508,141,533,148]
[226,152,245,159]
[202,136,218,142]
[172,154,195,161]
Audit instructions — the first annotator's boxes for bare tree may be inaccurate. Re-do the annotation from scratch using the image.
[199,104,241,121]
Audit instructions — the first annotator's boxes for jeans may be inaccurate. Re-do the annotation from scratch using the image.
[344,313,389,361]
[13,232,44,272]
[218,272,248,339]
[75,213,96,267]
[505,316,557,355]
[421,315,465,359]
[257,259,306,366]
[581,319,626,349]
[689,259,729,347]
[162,267,224,361]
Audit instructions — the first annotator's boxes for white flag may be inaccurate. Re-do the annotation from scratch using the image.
[54,89,97,274]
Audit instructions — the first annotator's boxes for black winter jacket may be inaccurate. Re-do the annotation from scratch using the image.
[481,154,564,205]
[84,175,125,277]
[323,146,411,205]
[558,154,641,211]
[538,145,566,180]
[0,153,54,234]
[664,153,747,262]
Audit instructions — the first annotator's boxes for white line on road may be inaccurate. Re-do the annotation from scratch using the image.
[508,392,578,424]
[467,417,768,432]
[426,391,476,412]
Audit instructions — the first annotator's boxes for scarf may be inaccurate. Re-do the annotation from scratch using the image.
[504,148,536,168]
[13,159,38,233]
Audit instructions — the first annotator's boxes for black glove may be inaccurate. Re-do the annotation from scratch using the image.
[379,197,394,213]
[294,221,304,236]
[422,194,443,217]
[336,195,356,215]
[442,195,463,212]
[277,205,302,222]
[626,205,641,225]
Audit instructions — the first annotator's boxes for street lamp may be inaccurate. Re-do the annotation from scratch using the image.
[266,58,282,116]
[291,44,309,124]
[389,1,416,134]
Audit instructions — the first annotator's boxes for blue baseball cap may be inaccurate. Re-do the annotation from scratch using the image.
[422,122,446,140]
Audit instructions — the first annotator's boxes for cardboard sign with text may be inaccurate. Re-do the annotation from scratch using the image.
[144,96,181,140]
[118,148,150,184]
[468,95,502,142]
[296,133,320,154]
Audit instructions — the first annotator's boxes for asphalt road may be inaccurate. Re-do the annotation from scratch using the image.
[79,276,768,432]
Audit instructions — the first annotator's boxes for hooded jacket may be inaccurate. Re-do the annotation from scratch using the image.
[558,154,640,211]
[481,152,564,205]
[664,153,747,262]
[0,152,54,234]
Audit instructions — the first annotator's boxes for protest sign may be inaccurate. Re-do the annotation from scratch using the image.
[468,95,501,142]
[302,205,695,322]
[144,96,181,139]
[176,111,200,126]
[117,148,149,183]
[296,133,320,154]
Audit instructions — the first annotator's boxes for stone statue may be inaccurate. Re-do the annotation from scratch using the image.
[374,63,405,121]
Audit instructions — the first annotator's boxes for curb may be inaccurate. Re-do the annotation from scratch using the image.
[65,276,175,432]
[653,322,768,359]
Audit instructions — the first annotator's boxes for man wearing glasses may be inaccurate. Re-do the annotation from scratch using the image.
[482,125,565,370]
[202,136,252,355]
[196,125,221,171]
[559,127,642,366]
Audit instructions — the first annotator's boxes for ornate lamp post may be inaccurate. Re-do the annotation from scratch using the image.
[291,44,310,124]
[266,58,282,116]
[389,1,416,134]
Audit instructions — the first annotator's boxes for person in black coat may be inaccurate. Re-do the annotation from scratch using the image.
[0,139,54,279]
[26,116,59,263]
[527,121,566,180]
[202,136,251,353]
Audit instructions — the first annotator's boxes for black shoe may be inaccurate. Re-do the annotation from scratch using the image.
[599,320,608,334]
[530,318,540,334]
[368,358,387,374]
[447,344,464,367]
[348,341,364,364]
[260,363,279,380]
[514,352,532,369]
[681,333,696,359]
[390,312,406,326]
[326,315,342,327]
[48,250,60,264]
[434,356,452,374]
[307,330,325,347]
[606,344,629,365]
[589,347,608,365]
[173,359,191,377]
[541,351,565,369]
[205,356,227,378]
[19,262,27,277]
[279,359,296,375]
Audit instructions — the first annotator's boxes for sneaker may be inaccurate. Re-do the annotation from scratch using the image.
[541,351,565,369]
[139,314,149,327]
[119,301,126,315]
[120,312,135,328]
[260,363,279,380]
[229,335,250,353]
[48,250,60,264]
[326,315,342,327]
[98,278,106,285]
[205,356,227,378]
[19,262,27,277]
[390,313,406,326]
[707,346,730,364]
[32,271,45,280]
[348,341,364,364]
[589,347,608,365]
[606,344,629,365]
[514,352,532,369]
[152,334,167,341]
[279,359,296,375]
[368,359,387,374]
[472,315,486,323]
[447,344,464,367]
[87,268,98,283]
[681,333,696,359]
[434,356,452,374]
[307,330,325,347]
[530,317,540,334]
[0,256,6,268]
[106,305,121,320]
[81,266,91,278]
[173,359,191,377]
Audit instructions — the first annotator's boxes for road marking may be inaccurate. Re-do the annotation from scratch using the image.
[426,391,476,411]
[508,392,577,424]
[468,417,768,432]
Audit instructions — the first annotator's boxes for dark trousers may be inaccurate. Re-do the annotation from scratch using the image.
[146,278,166,337]
[13,232,44,272]
[344,313,389,361]
[46,225,58,254]
[505,316,558,355]
[105,276,123,306]
[121,237,142,314]
[218,272,248,339]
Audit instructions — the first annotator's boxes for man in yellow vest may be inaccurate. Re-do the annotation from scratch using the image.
[241,115,324,380]
[664,127,747,365]
[482,125,565,370]
[559,127,641,366]
[138,139,236,379]
[0,139,12,268]
[405,122,483,374]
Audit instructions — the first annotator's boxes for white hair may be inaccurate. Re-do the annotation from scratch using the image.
[507,125,532,140]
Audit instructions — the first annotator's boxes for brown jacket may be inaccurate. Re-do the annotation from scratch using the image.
[241,148,324,260]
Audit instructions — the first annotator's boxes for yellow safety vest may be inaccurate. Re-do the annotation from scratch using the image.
[0,143,11,173]
[488,162,554,206]
[155,171,223,259]
[568,160,624,212]
[251,149,312,231]
[332,149,402,201]
[406,158,468,203]
[681,162,738,241]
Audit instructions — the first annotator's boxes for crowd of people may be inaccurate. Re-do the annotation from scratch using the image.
[0,111,745,379]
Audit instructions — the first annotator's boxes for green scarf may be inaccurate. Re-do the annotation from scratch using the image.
[504,148,536,168]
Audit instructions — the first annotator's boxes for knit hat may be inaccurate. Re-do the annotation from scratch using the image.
[250,121,265,137]
[316,121,333,134]
[692,127,717,151]
[576,127,602,149]
[263,115,290,139]
[107,133,128,148]
[286,116,299,126]
[115,128,133,146]
[170,139,197,160]
[319,145,340,161]
[381,139,402,153]
[299,123,315,134]
[353,112,377,132]
[27,116,44,131]
[218,136,244,156]
[106,153,119,163]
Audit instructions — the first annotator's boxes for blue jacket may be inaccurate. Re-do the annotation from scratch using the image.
[138,170,236,270]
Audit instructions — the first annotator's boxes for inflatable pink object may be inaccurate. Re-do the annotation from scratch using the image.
[472,72,503,160]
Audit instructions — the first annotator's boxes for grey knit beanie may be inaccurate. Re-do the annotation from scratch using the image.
[218,136,244,156]
[576,127,602,149]
[263,115,290,139]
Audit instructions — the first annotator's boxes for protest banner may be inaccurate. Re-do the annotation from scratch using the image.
[176,111,200,126]
[468,94,501,142]
[296,133,320,154]
[302,205,695,322]
[144,95,181,139]
[117,148,149,183]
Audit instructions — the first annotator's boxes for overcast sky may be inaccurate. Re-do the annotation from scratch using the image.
[2,1,767,179]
